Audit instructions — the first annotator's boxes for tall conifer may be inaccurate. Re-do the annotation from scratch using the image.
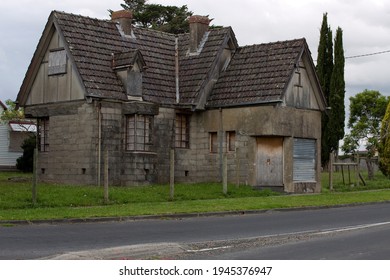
[316,13,334,166]
[328,27,345,154]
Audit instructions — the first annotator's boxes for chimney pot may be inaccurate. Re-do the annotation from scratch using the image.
[111,10,133,36]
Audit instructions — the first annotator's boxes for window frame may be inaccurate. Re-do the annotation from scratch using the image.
[175,113,190,149]
[209,132,218,154]
[125,114,153,152]
[38,117,50,152]
[48,49,67,76]
[226,131,236,152]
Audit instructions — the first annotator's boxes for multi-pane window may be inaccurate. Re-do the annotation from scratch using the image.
[209,132,218,153]
[38,118,49,152]
[226,131,236,152]
[175,114,190,148]
[125,114,153,151]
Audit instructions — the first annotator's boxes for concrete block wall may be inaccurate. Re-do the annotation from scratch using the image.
[38,102,98,185]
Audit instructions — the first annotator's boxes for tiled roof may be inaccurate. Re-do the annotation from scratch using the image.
[54,11,238,106]
[42,12,309,108]
[178,27,236,105]
[207,39,306,107]
[55,11,177,104]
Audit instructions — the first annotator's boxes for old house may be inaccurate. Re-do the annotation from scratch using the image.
[16,10,326,192]
[0,100,36,170]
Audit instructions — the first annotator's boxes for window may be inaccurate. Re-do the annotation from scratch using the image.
[48,49,67,75]
[226,131,236,152]
[38,118,49,152]
[293,138,316,181]
[175,114,190,148]
[125,114,153,151]
[209,132,218,153]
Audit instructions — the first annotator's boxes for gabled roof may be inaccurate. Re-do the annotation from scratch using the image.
[178,27,238,105]
[207,38,308,107]
[18,11,237,107]
[18,11,324,111]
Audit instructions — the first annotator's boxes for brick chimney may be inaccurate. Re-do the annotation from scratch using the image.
[111,10,133,36]
[188,15,211,53]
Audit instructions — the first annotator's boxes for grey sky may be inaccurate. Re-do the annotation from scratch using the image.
[1,0,389,112]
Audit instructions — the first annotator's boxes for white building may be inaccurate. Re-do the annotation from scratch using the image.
[0,100,36,170]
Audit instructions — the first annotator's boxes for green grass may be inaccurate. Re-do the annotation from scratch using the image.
[1,171,390,222]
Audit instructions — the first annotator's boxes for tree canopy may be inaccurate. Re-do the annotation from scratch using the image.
[342,89,389,179]
[119,0,193,34]
[0,99,24,124]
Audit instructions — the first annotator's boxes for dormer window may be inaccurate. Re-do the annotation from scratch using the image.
[48,49,67,76]
[112,50,146,99]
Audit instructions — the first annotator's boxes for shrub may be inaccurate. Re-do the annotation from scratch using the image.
[16,135,36,172]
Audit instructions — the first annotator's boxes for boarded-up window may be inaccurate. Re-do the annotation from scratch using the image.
[48,49,67,75]
[38,118,49,152]
[209,132,218,153]
[293,138,316,181]
[126,114,153,151]
[175,114,190,148]
[226,131,236,152]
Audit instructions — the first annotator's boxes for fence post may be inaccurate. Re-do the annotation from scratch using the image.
[104,148,109,204]
[170,149,175,200]
[329,152,334,191]
[223,153,228,195]
[32,148,38,205]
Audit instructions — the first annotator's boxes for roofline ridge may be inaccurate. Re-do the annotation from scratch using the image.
[52,10,110,22]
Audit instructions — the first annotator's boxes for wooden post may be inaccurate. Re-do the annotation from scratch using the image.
[329,152,334,191]
[170,149,175,200]
[236,147,240,187]
[104,148,109,204]
[32,148,38,205]
[223,153,228,195]
[356,153,360,187]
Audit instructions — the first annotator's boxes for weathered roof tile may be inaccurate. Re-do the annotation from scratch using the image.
[207,39,305,107]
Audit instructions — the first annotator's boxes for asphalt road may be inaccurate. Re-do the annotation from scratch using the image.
[1,202,390,259]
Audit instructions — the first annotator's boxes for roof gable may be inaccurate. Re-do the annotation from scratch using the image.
[207,39,308,107]
[178,27,238,106]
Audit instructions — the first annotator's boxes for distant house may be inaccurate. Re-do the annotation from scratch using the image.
[16,10,326,192]
[0,100,36,170]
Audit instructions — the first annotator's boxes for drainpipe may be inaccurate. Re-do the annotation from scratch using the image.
[175,36,180,104]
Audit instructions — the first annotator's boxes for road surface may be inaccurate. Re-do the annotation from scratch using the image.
[1,202,390,259]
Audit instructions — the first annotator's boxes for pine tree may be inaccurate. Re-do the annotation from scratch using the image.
[119,0,193,34]
[328,27,345,154]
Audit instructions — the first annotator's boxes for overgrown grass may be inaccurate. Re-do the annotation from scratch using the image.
[1,170,390,222]
[0,172,276,210]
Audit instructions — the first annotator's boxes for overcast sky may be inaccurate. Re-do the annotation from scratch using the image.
[1,0,389,112]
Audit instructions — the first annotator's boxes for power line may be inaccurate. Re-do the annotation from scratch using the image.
[345,49,390,59]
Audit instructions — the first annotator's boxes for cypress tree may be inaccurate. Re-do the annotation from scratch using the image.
[316,13,334,166]
[328,27,345,154]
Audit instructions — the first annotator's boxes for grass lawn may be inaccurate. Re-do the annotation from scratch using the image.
[1,170,390,221]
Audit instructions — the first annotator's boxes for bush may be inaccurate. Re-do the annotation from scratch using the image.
[16,135,36,172]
